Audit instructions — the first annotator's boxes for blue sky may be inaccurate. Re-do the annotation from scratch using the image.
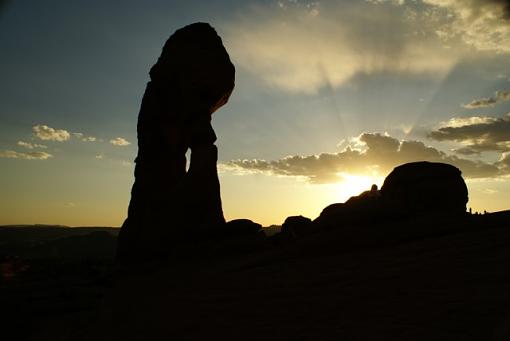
[1,0,510,226]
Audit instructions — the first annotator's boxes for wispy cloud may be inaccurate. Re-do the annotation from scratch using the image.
[72,132,97,142]
[463,90,510,109]
[423,0,510,53]
[0,150,53,160]
[224,0,461,94]
[497,74,510,81]
[499,152,510,172]
[31,125,101,143]
[109,137,131,146]
[437,116,499,128]
[33,124,70,142]
[223,132,501,183]
[224,0,510,94]
[16,141,47,149]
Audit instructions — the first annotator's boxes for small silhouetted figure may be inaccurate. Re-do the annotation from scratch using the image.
[368,184,380,198]
[116,23,235,264]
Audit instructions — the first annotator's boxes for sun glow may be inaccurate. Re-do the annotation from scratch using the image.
[331,173,384,203]
[221,171,386,226]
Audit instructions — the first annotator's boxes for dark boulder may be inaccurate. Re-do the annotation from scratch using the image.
[281,215,313,238]
[223,219,263,236]
[380,161,468,216]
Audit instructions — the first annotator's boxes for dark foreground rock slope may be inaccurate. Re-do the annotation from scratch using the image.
[29,211,510,341]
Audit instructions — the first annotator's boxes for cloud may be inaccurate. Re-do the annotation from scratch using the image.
[0,150,53,160]
[223,132,502,183]
[367,0,406,5]
[30,126,97,143]
[224,0,461,93]
[463,90,510,108]
[33,124,70,142]
[429,113,510,154]
[223,0,510,93]
[82,136,97,142]
[437,116,498,127]
[16,141,47,149]
[109,137,131,146]
[463,97,498,109]
[73,132,97,142]
[423,0,510,53]
[499,152,510,171]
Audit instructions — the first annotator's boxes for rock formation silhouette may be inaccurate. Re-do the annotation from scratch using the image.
[281,215,313,238]
[315,161,468,229]
[117,23,235,264]
[223,219,263,237]
[380,161,468,216]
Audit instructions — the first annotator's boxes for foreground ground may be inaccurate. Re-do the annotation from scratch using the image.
[2,213,510,340]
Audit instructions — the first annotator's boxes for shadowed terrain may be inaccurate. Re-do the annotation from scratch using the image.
[0,226,118,341]
[4,211,510,340]
[78,211,510,341]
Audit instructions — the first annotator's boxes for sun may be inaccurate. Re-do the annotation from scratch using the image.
[331,173,384,203]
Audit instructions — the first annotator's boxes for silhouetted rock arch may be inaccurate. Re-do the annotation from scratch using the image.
[117,23,235,264]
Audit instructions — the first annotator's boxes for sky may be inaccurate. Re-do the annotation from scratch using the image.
[1,0,510,226]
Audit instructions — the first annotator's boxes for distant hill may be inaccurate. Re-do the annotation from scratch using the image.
[262,224,281,236]
[0,225,119,259]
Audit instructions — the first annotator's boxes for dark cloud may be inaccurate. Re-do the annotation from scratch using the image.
[487,0,510,20]
[499,152,510,171]
[463,97,498,109]
[455,143,509,155]
[428,114,510,154]
[463,90,510,109]
[224,133,502,183]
